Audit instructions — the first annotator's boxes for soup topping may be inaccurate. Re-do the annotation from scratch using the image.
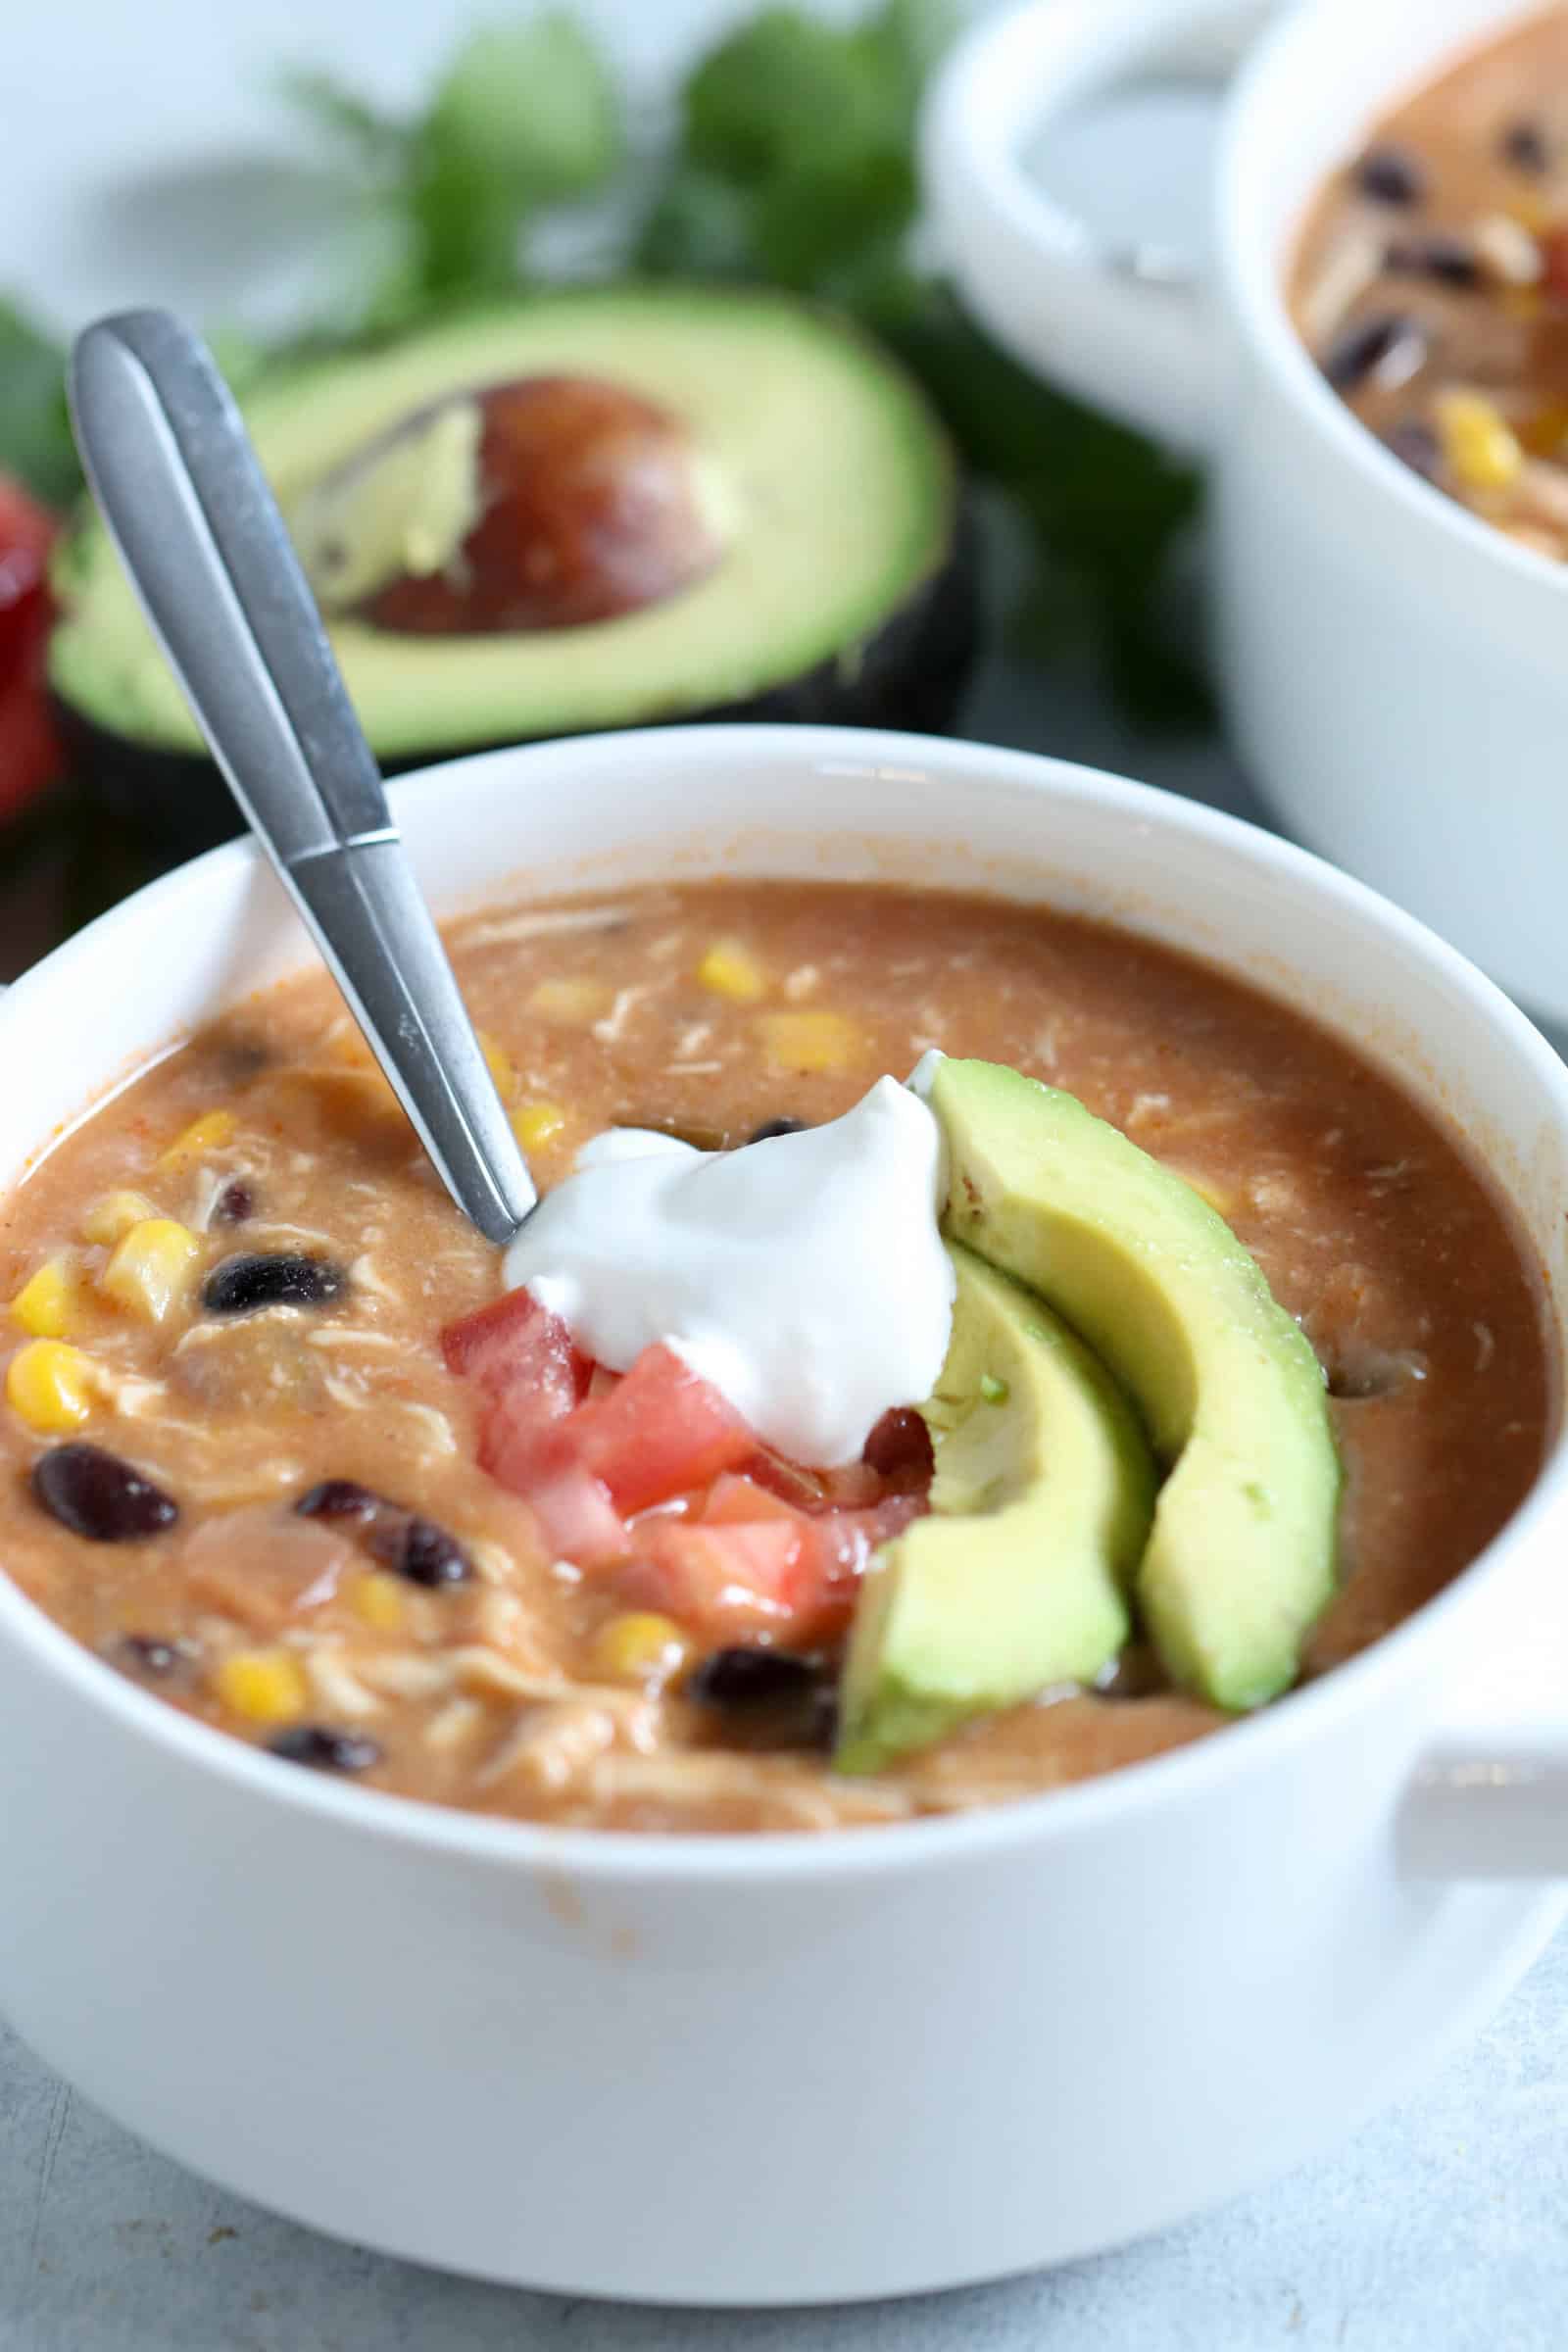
[501,1072,953,1466]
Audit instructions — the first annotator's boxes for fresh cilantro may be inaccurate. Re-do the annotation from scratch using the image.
[0,302,81,508]
[409,14,623,297]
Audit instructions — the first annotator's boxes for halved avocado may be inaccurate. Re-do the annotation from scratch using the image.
[49,288,977,845]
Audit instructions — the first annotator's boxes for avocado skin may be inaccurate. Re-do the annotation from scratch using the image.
[931,1058,1342,1713]
[51,498,977,850]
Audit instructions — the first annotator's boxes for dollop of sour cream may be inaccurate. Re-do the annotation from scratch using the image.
[502,1073,955,1466]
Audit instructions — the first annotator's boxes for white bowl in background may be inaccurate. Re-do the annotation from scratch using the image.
[0,723,1566,2303]
[926,0,1568,1026]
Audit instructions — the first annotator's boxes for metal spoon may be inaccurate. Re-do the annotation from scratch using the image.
[68,309,536,1246]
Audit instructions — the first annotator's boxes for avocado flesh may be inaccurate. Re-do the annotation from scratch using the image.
[835,1242,1157,1775]
[930,1058,1341,1712]
[50,288,966,764]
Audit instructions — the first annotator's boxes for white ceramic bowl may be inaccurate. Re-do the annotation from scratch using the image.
[2,723,1567,2305]
[926,0,1568,1026]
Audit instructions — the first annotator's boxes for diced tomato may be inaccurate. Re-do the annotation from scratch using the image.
[523,1464,628,1569]
[791,1494,931,1641]
[621,1517,808,1640]
[701,1472,810,1527]
[0,474,63,825]
[441,1287,590,1408]
[744,1446,884,1513]
[744,1446,829,1510]
[626,1488,930,1643]
[542,1344,757,1516]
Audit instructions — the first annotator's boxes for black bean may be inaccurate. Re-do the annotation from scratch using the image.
[688,1646,824,1708]
[202,1252,345,1315]
[1354,145,1426,206]
[269,1725,382,1774]
[861,1405,935,1481]
[1322,313,1426,391]
[32,1444,179,1543]
[746,1116,808,1144]
[374,1513,473,1589]
[117,1635,185,1677]
[1385,233,1481,288]
[1384,419,1442,481]
[212,1178,255,1225]
[1502,120,1550,175]
[295,1477,384,1524]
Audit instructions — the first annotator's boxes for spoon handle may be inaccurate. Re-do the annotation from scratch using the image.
[69,309,535,1245]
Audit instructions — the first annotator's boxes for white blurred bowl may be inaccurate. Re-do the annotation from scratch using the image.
[927,0,1568,1023]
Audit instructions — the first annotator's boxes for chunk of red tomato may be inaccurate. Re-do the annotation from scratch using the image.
[0,474,63,824]
[523,1463,629,1569]
[623,1517,808,1640]
[441,1287,591,1409]
[546,1344,757,1516]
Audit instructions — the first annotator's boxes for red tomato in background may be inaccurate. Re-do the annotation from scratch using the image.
[0,475,64,824]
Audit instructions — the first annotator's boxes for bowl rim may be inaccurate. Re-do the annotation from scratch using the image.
[4,718,1567,1887]
[1216,0,1568,600]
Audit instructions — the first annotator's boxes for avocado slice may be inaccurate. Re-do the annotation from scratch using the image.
[835,1242,1156,1775]
[929,1058,1341,1712]
[50,288,975,845]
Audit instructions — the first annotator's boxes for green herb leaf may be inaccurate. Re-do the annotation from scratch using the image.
[274,66,408,170]
[681,10,907,185]
[637,164,760,282]
[0,302,79,510]
[409,12,622,297]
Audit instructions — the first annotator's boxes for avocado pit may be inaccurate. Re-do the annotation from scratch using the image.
[295,374,729,636]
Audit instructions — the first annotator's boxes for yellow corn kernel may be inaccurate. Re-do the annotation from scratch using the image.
[6,1340,97,1432]
[696,938,767,1004]
[591,1611,691,1689]
[512,1100,567,1153]
[1436,392,1524,493]
[80,1189,159,1248]
[11,1254,85,1340]
[100,1219,202,1325]
[758,1009,859,1074]
[528,977,611,1024]
[214,1647,310,1726]
[155,1109,236,1171]
[348,1570,407,1633]
[478,1030,518,1101]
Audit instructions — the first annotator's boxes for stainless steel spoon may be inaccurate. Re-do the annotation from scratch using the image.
[69,308,536,1246]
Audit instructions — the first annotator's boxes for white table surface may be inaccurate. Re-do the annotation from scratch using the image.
[5,3,1567,2343]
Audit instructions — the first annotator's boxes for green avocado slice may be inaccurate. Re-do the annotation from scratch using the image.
[835,1242,1157,1775]
[929,1058,1341,1712]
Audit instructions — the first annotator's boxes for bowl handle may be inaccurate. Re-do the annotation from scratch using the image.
[923,0,1275,454]
[1402,1588,1568,1878]
[1401,1746,1568,1880]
